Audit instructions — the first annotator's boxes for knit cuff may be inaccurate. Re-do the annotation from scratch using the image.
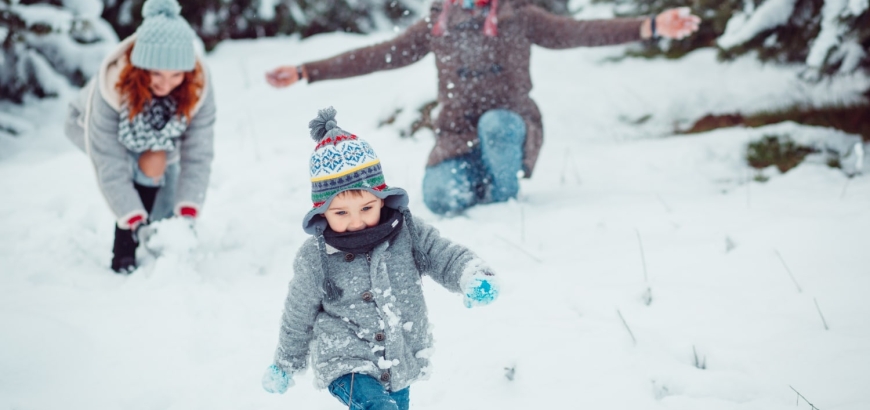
[174,202,200,218]
[459,258,496,292]
[118,210,148,230]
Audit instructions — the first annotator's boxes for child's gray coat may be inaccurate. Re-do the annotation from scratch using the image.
[273,214,489,392]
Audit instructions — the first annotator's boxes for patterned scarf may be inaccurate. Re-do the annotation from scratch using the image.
[432,0,499,37]
[118,96,188,153]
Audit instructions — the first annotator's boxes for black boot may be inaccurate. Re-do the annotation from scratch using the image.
[110,183,159,273]
[111,224,138,273]
[134,182,160,214]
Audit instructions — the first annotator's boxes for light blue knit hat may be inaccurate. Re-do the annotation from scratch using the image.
[131,0,196,71]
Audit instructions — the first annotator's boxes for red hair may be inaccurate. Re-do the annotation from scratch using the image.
[116,45,205,122]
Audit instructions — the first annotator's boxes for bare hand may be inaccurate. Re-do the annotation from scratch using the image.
[265,65,303,88]
[654,7,701,40]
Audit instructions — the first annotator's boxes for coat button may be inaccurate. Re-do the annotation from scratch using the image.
[380,372,390,382]
[375,332,385,342]
[362,291,373,302]
[344,253,355,262]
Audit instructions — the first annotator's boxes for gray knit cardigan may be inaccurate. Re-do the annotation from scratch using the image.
[272,214,491,392]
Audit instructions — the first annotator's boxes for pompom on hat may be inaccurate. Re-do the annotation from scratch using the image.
[301,107,409,235]
[131,0,197,71]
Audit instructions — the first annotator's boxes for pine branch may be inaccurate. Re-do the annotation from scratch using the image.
[789,385,821,410]
[617,309,637,346]
[692,345,706,369]
[635,228,648,283]
[495,235,542,263]
[814,297,829,331]
[774,249,802,292]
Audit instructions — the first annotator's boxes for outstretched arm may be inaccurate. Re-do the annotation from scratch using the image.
[410,216,498,303]
[266,17,433,88]
[524,5,699,48]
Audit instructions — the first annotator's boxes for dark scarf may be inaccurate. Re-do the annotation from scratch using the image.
[322,207,404,254]
[316,206,430,303]
[145,96,176,130]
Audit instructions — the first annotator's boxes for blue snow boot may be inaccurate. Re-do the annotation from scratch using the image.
[477,109,526,203]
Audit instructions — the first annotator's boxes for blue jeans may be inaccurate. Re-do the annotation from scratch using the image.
[328,374,410,410]
[423,109,526,215]
[130,152,179,222]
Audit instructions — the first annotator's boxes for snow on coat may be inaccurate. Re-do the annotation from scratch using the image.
[64,35,216,226]
[302,0,645,177]
[272,214,491,392]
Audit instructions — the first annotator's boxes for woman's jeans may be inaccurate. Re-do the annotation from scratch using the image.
[328,373,410,410]
[423,109,526,215]
[131,152,179,221]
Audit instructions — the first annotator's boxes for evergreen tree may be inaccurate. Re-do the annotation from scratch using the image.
[102,0,292,51]
[101,0,573,52]
[609,0,869,93]
[1,0,117,103]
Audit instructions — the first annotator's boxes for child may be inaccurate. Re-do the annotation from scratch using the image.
[262,107,499,409]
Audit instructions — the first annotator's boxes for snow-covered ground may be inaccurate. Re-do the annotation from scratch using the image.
[1,30,869,410]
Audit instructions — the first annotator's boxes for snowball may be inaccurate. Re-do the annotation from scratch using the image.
[143,218,198,255]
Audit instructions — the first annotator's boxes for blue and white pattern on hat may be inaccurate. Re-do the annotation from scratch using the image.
[301,107,409,235]
[310,137,379,179]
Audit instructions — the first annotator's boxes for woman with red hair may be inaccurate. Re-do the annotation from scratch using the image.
[65,0,216,273]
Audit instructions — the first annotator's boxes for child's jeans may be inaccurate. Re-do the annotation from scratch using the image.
[422,109,526,215]
[130,151,179,222]
[328,373,410,410]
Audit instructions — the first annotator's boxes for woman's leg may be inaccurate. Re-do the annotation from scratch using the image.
[130,150,168,217]
[477,109,526,203]
[328,373,404,410]
[149,161,179,221]
[137,150,167,183]
[112,151,167,273]
[422,151,486,215]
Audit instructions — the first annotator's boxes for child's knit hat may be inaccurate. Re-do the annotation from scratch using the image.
[131,0,197,71]
[302,107,409,235]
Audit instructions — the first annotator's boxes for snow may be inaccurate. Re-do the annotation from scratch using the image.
[258,0,278,20]
[835,39,867,74]
[807,0,849,68]
[848,0,869,14]
[811,0,869,76]
[62,0,104,17]
[717,0,797,49]
[6,2,118,91]
[10,3,74,30]
[1,30,870,410]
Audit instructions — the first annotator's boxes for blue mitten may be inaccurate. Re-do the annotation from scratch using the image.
[262,364,294,394]
[463,272,499,308]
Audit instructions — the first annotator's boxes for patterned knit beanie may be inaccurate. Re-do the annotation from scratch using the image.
[131,0,196,71]
[301,107,409,235]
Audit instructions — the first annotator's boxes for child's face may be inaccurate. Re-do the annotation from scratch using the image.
[323,190,385,233]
